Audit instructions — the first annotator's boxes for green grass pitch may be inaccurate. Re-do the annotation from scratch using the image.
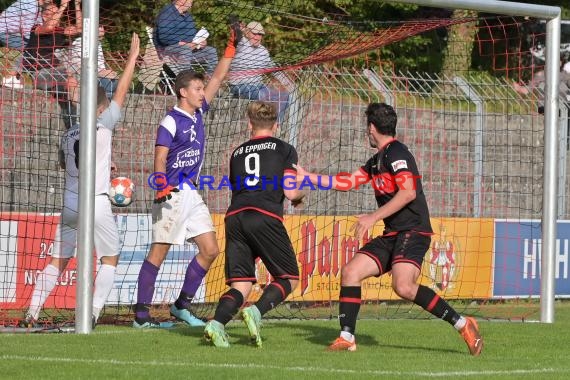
[1,303,570,380]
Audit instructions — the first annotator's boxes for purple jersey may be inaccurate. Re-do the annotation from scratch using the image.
[155,100,209,186]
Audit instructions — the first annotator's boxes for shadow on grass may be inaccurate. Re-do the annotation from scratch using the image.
[293,323,378,347]
[165,321,260,347]
[166,323,205,337]
[294,322,463,354]
[164,319,465,354]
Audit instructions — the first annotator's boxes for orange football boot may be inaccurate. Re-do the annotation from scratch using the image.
[327,336,357,352]
[460,317,483,356]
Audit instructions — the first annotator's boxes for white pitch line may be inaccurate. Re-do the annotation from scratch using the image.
[1,355,569,377]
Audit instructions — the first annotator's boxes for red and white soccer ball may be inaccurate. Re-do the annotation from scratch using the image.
[109,177,135,207]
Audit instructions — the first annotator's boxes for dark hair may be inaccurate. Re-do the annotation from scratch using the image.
[365,103,397,136]
[174,70,205,99]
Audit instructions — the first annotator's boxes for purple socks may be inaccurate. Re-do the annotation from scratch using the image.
[135,260,159,319]
[175,257,207,310]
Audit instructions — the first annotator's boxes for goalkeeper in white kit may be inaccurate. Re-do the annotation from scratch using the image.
[19,33,140,329]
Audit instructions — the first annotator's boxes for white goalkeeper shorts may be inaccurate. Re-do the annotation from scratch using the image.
[52,195,120,259]
[151,188,215,245]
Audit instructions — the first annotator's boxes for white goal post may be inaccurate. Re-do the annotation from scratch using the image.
[77,0,101,334]
[73,0,561,333]
[385,0,561,323]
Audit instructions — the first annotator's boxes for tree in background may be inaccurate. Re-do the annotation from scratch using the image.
[441,10,478,77]
[97,0,445,73]
[4,0,570,77]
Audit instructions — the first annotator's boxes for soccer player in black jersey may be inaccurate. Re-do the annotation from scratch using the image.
[204,101,305,348]
[296,103,483,355]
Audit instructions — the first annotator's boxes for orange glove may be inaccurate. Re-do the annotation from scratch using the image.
[152,174,178,204]
[224,16,242,58]
[154,185,179,204]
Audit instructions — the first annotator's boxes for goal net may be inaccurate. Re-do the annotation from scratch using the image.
[0,0,564,328]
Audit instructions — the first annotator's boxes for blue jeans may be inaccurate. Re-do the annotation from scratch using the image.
[23,62,76,129]
[0,33,26,49]
[230,83,290,123]
[162,44,218,74]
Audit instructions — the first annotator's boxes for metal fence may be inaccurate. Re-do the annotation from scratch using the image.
[1,68,565,220]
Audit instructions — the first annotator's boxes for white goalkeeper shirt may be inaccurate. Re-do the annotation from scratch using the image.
[59,101,122,207]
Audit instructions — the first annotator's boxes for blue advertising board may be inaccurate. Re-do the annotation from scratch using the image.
[494,220,570,297]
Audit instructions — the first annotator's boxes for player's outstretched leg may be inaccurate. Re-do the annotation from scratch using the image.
[241,305,262,348]
[204,320,230,348]
[170,304,206,327]
[459,317,483,356]
[412,284,483,355]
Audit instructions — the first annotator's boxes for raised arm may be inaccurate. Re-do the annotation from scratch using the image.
[34,0,70,34]
[112,33,140,108]
[62,0,82,36]
[74,0,82,22]
[204,19,242,103]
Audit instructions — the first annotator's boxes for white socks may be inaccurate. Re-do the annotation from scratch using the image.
[27,263,117,322]
[340,331,355,342]
[28,264,60,320]
[454,316,467,331]
[92,264,116,320]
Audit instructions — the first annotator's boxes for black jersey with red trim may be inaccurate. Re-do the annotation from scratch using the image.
[226,136,298,220]
[360,139,432,234]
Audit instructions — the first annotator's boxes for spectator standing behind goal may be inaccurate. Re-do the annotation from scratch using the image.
[513,60,570,114]
[229,21,294,124]
[132,21,241,329]
[204,101,305,348]
[0,0,45,88]
[154,0,218,74]
[295,103,484,355]
[18,33,140,329]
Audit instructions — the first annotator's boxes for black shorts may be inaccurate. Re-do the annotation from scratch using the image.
[224,210,299,284]
[358,231,431,275]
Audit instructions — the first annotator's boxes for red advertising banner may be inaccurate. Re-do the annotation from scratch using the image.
[1,213,495,309]
[0,213,79,310]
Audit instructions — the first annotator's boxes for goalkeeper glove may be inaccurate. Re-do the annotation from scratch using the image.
[224,15,242,58]
[154,185,179,204]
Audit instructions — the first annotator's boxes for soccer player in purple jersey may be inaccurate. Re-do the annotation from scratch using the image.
[132,21,242,329]
[296,103,483,355]
[203,101,305,347]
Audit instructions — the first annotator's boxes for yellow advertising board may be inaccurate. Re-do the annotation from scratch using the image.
[204,215,494,302]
